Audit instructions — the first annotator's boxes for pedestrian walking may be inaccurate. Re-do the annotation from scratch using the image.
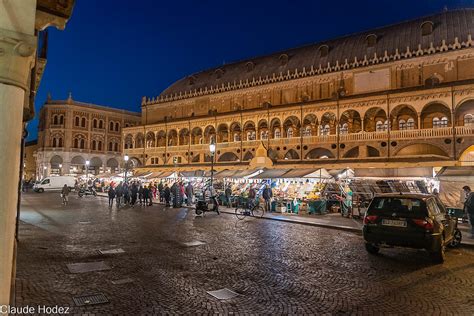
[61,184,70,205]
[158,181,164,202]
[138,185,144,206]
[116,182,123,208]
[152,183,157,200]
[262,184,273,213]
[164,184,171,207]
[143,185,150,206]
[225,185,232,207]
[463,186,474,238]
[108,186,116,208]
[148,185,154,206]
[131,182,138,206]
[186,182,194,206]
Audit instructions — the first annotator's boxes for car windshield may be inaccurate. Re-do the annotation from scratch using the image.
[368,197,426,214]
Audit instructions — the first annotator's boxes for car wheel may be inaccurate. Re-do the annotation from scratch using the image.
[37,188,44,193]
[365,243,379,254]
[448,229,462,248]
[78,192,83,197]
[430,236,446,264]
[195,208,203,215]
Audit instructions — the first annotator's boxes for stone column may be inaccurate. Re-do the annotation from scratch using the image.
[0,0,37,306]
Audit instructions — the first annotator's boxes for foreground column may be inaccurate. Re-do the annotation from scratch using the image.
[0,0,37,305]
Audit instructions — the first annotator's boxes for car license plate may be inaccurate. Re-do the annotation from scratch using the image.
[382,219,407,227]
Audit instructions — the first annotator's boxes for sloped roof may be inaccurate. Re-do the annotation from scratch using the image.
[157,9,473,100]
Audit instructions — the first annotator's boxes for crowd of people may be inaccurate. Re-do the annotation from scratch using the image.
[105,180,197,209]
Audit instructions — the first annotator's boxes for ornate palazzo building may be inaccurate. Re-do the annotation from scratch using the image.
[124,9,474,173]
[36,95,141,178]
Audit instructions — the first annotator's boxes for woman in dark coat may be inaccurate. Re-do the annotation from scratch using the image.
[164,184,171,207]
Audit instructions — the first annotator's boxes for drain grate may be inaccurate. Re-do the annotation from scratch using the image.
[98,248,125,255]
[207,288,239,300]
[73,293,109,306]
[67,261,111,274]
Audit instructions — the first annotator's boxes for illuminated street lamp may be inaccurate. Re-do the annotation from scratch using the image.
[43,165,47,178]
[209,138,216,194]
[124,155,129,183]
[59,163,62,176]
[85,160,90,182]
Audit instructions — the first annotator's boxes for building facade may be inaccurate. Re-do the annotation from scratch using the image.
[36,95,141,179]
[124,9,474,174]
[24,140,38,180]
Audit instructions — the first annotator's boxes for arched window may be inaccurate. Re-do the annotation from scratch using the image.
[433,117,440,128]
[376,121,384,132]
[75,116,80,126]
[340,123,348,135]
[407,118,415,130]
[399,119,407,130]
[59,115,64,125]
[93,119,97,128]
[234,133,240,142]
[464,114,474,127]
[92,140,97,150]
[52,138,57,147]
[260,131,268,140]
[58,138,63,147]
[98,141,102,151]
[110,121,114,131]
[81,117,86,127]
[303,126,312,137]
[440,116,448,127]
[320,124,330,135]
[274,128,281,139]
[80,139,85,149]
[74,138,79,148]
[99,120,103,129]
[108,142,112,151]
[115,122,120,131]
[53,115,58,125]
[287,127,294,138]
[114,143,119,152]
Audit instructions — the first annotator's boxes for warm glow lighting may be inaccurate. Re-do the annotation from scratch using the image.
[59,164,62,168]
[209,143,216,153]
[43,166,47,170]
[124,155,129,161]
[85,160,90,166]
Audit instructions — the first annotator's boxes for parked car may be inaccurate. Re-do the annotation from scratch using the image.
[363,193,462,263]
[33,176,76,193]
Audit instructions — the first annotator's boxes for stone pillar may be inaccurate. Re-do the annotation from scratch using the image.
[0,0,37,305]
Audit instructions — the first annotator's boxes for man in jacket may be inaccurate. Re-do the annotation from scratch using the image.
[108,186,116,208]
[164,184,171,207]
[463,186,474,238]
[262,184,273,213]
[186,182,194,206]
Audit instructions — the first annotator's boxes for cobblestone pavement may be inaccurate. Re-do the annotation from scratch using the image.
[15,192,474,315]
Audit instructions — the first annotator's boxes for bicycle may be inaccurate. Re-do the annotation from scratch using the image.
[235,199,264,220]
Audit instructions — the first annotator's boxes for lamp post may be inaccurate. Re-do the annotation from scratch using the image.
[85,160,90,182]
[59,163,62,176]
[209,138,216,194]
[43,166,47,179]
[124,155,129,183]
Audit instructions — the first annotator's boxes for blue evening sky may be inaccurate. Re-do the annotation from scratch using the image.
[27,0,472,141]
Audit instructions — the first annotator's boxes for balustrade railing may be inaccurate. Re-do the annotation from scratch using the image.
[455,126,474,136]
[390,127,452,139]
